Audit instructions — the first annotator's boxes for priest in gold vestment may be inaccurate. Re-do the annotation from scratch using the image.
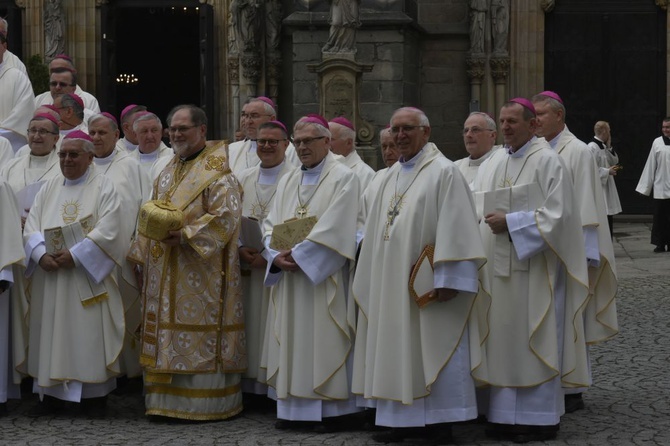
[128,105,246,421]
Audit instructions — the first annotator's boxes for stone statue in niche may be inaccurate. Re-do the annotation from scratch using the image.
[265,0,282,52]
[322,0,362,54]
[468,0,487,55]
[233,0,263,53]
[44,0,65,61]
[228,0,239,54]
[491,0,509,55]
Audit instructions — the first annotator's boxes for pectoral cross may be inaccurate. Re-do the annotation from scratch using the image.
[383,197,402,241]
[295,205,308,219]
[387,206,400,226]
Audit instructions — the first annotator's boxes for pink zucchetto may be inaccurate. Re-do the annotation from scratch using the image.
[69,93,85,109]
[32,113,59,126]
[509,98,536,115]
[53,54,73,62]
[302,114,329,129]
[64,130,92,142]
[329,116,355,130]
[120,104,138,121]
[101,112,118,125]
[255,96,276,110]
[537,90,564,104]
[267,120,288,135]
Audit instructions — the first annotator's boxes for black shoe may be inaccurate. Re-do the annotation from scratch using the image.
[486,423,558,444]
[654,245,665,253]
[564,393,585,413]
[0,402,7,417]
[372,425,451,444]
[80,396,107,418]
[274,419,316,430]
[26,396,65,418]
[313,411,369,433]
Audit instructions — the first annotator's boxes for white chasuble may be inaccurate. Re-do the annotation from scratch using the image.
[23,169,125,388]
[552,129,618,345]
[473,139,590,389]
[352,143,489,406]
[228,139,258,177]
[636,136,670,198]
[95,149,151,377]
[237,161,292,388]
[0,65,34,142]
[261,152,359,401]
[454,147,499,187]
[342,150,375,193]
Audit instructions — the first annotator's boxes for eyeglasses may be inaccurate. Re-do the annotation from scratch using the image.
[168,125,197,134]
[241,113,272,120]
[462,126,493,135]
[57,151,86,159]
[49,81,74,88]
[27,128,58,136]
[390,125,423,134]
[257,138,287,147]
[292,136,326,147]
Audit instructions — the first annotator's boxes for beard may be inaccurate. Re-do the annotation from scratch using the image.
[172,140,190,157]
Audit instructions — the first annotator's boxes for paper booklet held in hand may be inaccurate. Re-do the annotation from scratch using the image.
[409,244,436,308]
[269,216,318,251]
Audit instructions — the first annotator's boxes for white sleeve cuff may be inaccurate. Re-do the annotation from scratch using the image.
[0,266,14,285]
[433,260,479,293]
[507,211,547,260]
[292,240,346,286]
[583,226,600,267]
[70,238,115,284]
[262,238,283,286]
[25,232,47,277]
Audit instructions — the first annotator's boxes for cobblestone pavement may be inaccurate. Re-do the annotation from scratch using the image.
[1,221,668,445]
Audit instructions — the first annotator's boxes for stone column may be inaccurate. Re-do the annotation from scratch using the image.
[466,57,486,110]
[61,0,97,93]
[509,0,545,97]
[490,57,510,142]
[18,0,45,62]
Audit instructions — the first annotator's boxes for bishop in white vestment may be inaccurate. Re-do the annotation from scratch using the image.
[261,116,361,430]
[0,39,35,151]
[23,132,125,416]
[352,108,489,444]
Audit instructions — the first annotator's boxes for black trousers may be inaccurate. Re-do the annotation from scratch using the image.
[651,198,670,247]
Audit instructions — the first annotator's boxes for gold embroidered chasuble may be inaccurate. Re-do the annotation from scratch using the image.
[351,143,490,405]
[473,139,590,388]
[128,142,246,377]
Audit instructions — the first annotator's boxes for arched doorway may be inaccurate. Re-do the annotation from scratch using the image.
[545,1,666,214]
[99,1,217,136]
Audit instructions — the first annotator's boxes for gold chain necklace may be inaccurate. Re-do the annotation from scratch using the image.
[295,169,332,219]
[383,168,422,241]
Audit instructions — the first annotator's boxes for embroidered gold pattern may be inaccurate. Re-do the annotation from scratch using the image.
[61,200,81,224]
[205,155,226,172]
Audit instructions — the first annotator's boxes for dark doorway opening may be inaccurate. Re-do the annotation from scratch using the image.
[114,6,199,126]
[545,1,666,214]
[0,2,23,59]
[100,1,216,136]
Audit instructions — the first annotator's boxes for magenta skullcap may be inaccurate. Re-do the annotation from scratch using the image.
[64,130,92,142]
[53,54,73,62]
[32,113,59,126]
[68,93,84,109]
[537,90,564,104]
[509,98,536,115]
[302,114,329,128]
[255,96,276,110]
[330,116,355,131]
[41,104,59,113]
[120,104,139,121]
[101,112,118,125]
[267,120,288,135]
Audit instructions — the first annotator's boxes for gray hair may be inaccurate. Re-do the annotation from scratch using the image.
[0,18,7,34]
[61,94,84,120]
[249,98,276,116]
[531,94,567,120]
[133,112,162,132]
[63,137,95,153]
[88,113,119,132]
[294,118,332,138]
[331,122,356,142]
[468,112,497,131]
[379,127,392,141]
[391,107,430,127]
[31,116,59,134]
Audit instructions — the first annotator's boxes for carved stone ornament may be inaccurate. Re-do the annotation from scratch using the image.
[266,54,282,81]
[466,58,486,82]
[490,57,511,83]
[241,54,262,84]
[227,58,240,83]
[14,0,27,7]
[656,0,668,10]
[541,0,555,13]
